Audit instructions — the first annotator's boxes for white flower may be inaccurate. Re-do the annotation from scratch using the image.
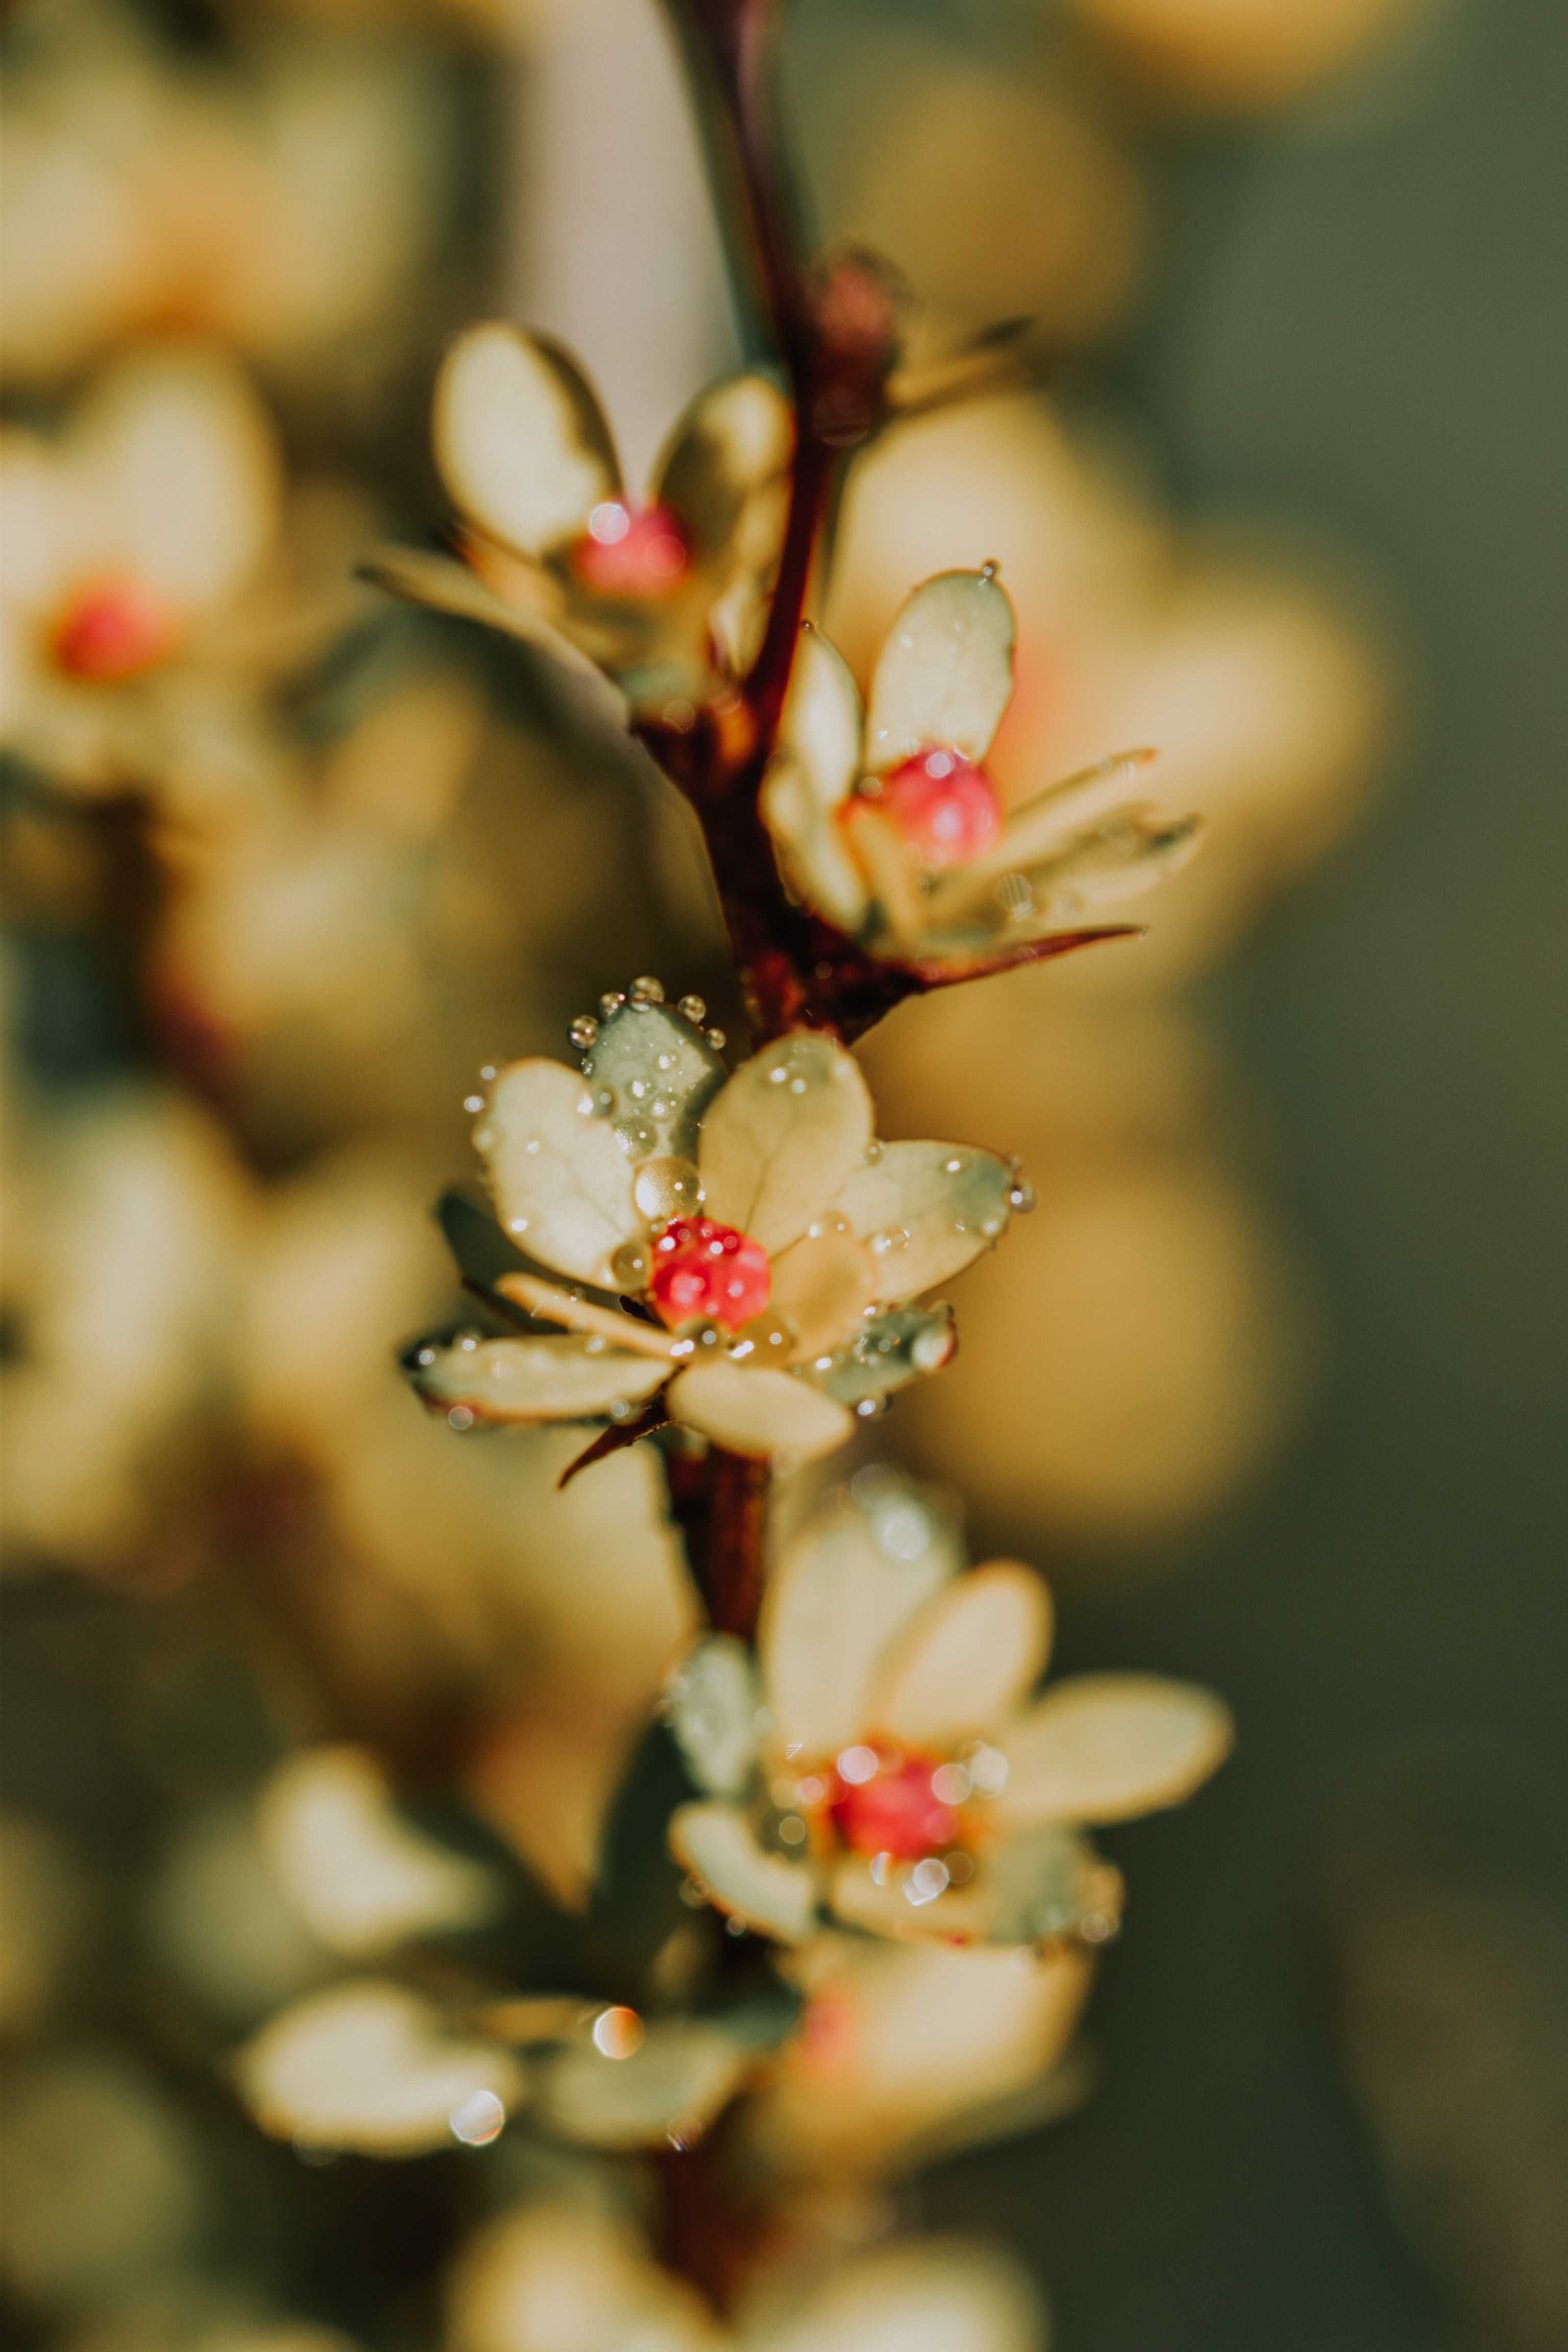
[761,566,1199,970]
[368,321,794,713]
[666,1471,1232,1942]
[408,995,1025,1464]
[0,344,350,805]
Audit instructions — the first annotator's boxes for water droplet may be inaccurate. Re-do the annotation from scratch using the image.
[1008,1181,1036,1214]
[569,1014,599,1050]
[479,1064,497,1082]
[463,1093,485,1114]
[979,558,999,582]
[473,1125,495,1153]
[629,975,665,1006]
[599,990,627,1019]
[633,1155,703,1223]
[724,1916,748,1938]
[610,1240,650,1288]
[614,1114,657,1158]
[678,993,706,1025]
[507,1216,528,1235]
[448,1406,475,1431]
[944,1156,963,1174]
[415,1346,436,1366]
[629,1078,649,1100]
[705,1027,726,1051]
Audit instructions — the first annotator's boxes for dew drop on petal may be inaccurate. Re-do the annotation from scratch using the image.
[592,2005,645,2059]
[678,994,706,1025]
[449,2089,506,2147]
[569,1014,600,1050]
[599,990,628,1019]
[629,975,666,1007]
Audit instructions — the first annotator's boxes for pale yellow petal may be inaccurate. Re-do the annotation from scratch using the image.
[477,1057,642,1285]
[864,568,1016,772]
[761,757,872,934]
[870,1563,1052,1748]
[80,348,282,612]
[757,1933,1091,2177]
[1000,1674,1234,1826]
[758,1476,963,1757]
[449,2203,723,2352]
[256,1746,497,1956]
[534,2018,748,2151]
[432,323,618,559]
[766,1229,879,1365]
[697,1034,873,1254]
[830,1141,1017,1303]
[778,625,862,811]
[409,1335,667,1425]
[668,1801,818,1942]
[755,2241,1043,2352]
[494,1271,677,1360]
[236,1980,522,2157]
[667,1360,853,1462]
[653,370,793,563]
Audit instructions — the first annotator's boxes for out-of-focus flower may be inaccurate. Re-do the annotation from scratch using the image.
[1066,0,1424,112]
[828,393,1391,987]
[407,997,1027,1463]
[666,1472,1230,1944]
[1,0,458,392]
[447,2200,1045,2352]
[750,1931,1093,2179]
[763,568,1197,973]
[0,346,358,807]
[1,1080,250,1571]
[368,323,793,710]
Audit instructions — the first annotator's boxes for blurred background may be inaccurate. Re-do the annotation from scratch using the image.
[2,0,1565,2346]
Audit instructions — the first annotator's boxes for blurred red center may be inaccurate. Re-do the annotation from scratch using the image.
[830,1751,960,1861]
[873,748,1003,870]
[648,1216,770,1332]
[571,501,690,600]
[52,578,177,683]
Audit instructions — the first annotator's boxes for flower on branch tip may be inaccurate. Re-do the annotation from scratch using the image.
[364,321,793,715]
[406,993,1027,1465]
[762,566,1202,973]
[665,1469,1232,1945]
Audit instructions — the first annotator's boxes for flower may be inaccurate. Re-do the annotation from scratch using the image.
[406,992,1026,1463]
[762,566,1199,974]
[366,322,793,712]
[665,1470,1232,1943]
[447,2201,1045,2352]
[0,344,354,804]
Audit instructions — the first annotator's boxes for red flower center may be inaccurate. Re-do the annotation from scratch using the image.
[52,578,178,683]
[648,1216,770,1333]
[871,749,1003,871]
[829,1749,961,1861]
[571,501,690,600]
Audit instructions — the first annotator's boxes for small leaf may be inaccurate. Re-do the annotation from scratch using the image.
[864,569,1015,772]
[581,1000,725,1166]
[666,1634,764,1799]
[699,1034,873,1255]
[408,1334,667,1425]
[432,323,619,557]
[477,1058,642,1286]
[668,1803,818,1943]
[818,1303,955,1405]
[830,1141,1016,1303]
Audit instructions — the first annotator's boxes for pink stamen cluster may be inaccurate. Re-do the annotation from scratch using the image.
[52,578,177,683]
[828,1746,962,1860]
[572,501,690,600]
[871,748,1004,870]
[648,1216,771,1333]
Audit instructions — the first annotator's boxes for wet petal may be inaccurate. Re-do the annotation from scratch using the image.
[767,1229,879,1365]
[827,1852,986,1944]
[698,1034,873,1255]
[667,1360,854,1462]
[758,1473,963,1757]
[926,748,1164,920]
[236,1980,523,2157]
[535,2017,749,2151]
[778,625,863,812]
[864,568,1015,772]
[666,1633,764,1798]
[985,1825,1124,1944]
[1000,1674,1234,1826]
[494,1271,677,1360]
[668,1802,818,1942]
[477,1057,642,1285]
[819,1303,956,1405]
[761,757,872,934]
[581,997,725,1166]
[449,2201,722,2352]
[870,1563,1052,1748]
[830,1141,1016,1304]
[433,323,619,559]
[408,1334,667,1425]
[653,370,793,564]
